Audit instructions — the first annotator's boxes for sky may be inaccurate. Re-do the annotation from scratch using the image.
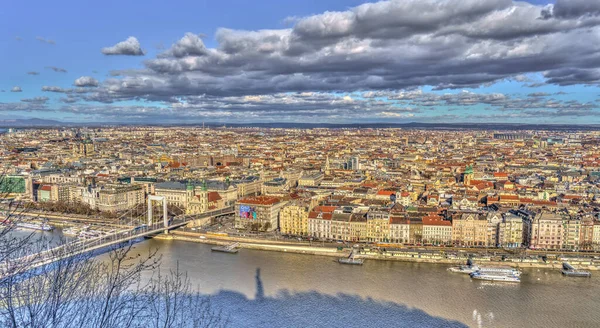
[2,0,600,124]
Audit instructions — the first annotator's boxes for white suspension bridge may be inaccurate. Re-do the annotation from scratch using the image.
[2,195,234,278]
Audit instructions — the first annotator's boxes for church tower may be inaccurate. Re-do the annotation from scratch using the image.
[464,165,474,186]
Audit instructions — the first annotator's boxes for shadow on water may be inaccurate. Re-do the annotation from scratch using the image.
[210,267,467,328]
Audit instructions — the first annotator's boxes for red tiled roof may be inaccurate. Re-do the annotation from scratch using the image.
[423,216,451,226]
[313,206,337,213]
[208,191,222,202]
[237,196,281,205]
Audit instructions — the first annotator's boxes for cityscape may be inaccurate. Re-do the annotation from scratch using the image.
[3,0,600,327]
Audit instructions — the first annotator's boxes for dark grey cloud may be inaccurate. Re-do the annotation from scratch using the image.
[27,71,40,75]
[73,76,99,87]
[42,85,91,94]
[0,102,49,112]
[11,86,22,92]
[545,0,600,19]
[15,36,22,41]
[25,0,600,123]
[101,37,145,56]
[60,97,78,104]
[36,36,55,45]
[157,33,207,58]
[46,66,67,73]
[86,0,600,104]
[20,96,49,104]
[527,92,550,97]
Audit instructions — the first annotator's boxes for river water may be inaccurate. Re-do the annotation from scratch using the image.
[15,229,600,327]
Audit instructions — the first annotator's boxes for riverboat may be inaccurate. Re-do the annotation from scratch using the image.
[339,250,364,265]
[15,221,54,231]
[470,272,521,283]
[212,242,240,254]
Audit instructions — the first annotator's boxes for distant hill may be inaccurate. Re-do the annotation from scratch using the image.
[0,118,66,127]
[1,118,599,131]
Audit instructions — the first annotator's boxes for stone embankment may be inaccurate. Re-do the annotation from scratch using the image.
[155,231,600,271]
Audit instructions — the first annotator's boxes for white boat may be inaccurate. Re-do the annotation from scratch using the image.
[78,230,101,239]
[476,266,521,277]
[16,222,54,231]
[449,259,478,274]
[63,227,80,236]
[211,242,240,254]
[470,272,521,283]
[339,249,364,265]
[449,264,480,274]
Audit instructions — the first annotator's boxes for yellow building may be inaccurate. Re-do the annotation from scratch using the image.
[592,222,600,251]
[298,172,324,187]
[279,204,309,236]
[497,214,523,248]
[97,184,145,212]
[366,209,390,242]
[451,212,487,246]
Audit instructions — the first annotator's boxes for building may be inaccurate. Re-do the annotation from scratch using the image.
[486,212,502,247]
[389,216,410,244]
[592,221,600,251]
[497,213,524,248]
[186,184,208,215]
[0,175,29,199]
[235,196,286,232]
[366,209,390,243]
[563,218,581,250]
[422,215,452,246]
[451,212,487,246]
[261,177,289,195]
[331,212,352,241]
[73,138,95,157]
[37,184,58,202]
[349,213,367,242]
[155,181,189,209]
[233,176,261,198]
[298,172,324,187]
[97,184,145,212]
[279,204,309,236]
[530,213,564,250]
[307,206,336,240]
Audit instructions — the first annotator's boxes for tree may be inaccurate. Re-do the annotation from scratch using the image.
[0,173,226,328]
[262,222,272,232]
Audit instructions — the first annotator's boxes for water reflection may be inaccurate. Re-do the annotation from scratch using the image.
[211,267,467,328]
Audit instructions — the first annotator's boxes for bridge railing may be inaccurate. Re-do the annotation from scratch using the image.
[3,206,235,274]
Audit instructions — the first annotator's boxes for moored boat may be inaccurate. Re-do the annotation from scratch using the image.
[476,266,521,277]
[448,259,478,274]
[470,272,521,283]
[212,242,239,254]
[561,262,591,277]
[339,249,364,265]
[338,257,364,265]
[15,221,54,231]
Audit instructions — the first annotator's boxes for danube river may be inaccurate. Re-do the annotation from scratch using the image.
[16,229,600,327]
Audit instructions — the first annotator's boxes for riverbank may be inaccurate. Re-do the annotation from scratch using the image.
[155,232,342,258]
[1,208,132,229]
[155,231,600,271]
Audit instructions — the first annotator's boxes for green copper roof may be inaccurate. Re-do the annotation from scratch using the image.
[464,165,473,175]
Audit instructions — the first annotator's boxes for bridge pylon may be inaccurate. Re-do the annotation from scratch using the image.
[147,195,168,232]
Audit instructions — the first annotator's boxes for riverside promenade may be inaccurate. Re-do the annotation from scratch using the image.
[155,230,600,271]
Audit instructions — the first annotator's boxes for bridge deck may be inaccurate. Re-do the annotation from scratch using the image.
[1,206,234,278]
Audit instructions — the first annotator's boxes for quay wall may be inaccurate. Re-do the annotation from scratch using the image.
[155,232,600,271]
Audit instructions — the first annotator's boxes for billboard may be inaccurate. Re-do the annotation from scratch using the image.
[240,205,256,219]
